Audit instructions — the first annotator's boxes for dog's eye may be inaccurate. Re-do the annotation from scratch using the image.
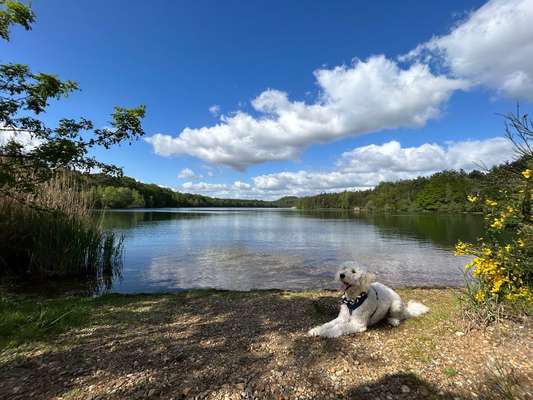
[351,269,355,273]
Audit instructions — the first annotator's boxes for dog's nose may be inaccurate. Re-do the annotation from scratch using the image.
[339,273,345,279]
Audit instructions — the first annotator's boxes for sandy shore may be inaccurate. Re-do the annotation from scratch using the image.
[0,288,531,400]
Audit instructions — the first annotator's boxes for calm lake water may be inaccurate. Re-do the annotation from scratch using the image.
[99,208,482,293]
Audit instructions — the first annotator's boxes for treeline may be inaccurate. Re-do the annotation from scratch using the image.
[295,158,528,212]
[80,174,285,209]
[76,157,528,211]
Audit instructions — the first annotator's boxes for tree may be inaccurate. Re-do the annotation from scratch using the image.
[0,1,146,203]
[0,0,34,41]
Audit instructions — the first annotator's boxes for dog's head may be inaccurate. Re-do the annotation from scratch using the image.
[337,267,375,298]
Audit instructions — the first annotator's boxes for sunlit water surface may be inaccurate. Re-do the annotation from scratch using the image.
[97,208,482,293]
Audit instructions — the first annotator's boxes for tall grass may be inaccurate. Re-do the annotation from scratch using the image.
[0,173,122,289]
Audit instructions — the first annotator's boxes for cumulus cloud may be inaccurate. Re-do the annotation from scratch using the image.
[337,137,513,173]
[180,180,260,199]
[403,0,533,99]
[208,104,221,117]
[178,137,515,200]
[177,167,202,179]
[233,180,251,190]
[146,0,531,170]
[182,181,227,192]
[0,129,43,152]
[146,56,466,169]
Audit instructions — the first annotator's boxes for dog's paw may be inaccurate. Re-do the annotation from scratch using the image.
[307,327,321,337]
[387,318,400,327]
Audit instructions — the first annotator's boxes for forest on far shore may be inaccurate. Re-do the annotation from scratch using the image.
[82,174,297,209]
[81,156,527,212]
[294,157,528,212]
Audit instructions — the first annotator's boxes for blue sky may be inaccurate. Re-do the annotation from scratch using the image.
[1,0,532,199]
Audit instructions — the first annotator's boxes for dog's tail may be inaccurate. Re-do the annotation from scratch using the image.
[403,300,429,319]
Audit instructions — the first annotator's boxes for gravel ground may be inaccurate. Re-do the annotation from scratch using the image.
[0,289,531,400]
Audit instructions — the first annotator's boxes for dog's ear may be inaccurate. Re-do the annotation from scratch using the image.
[361,272,375,290]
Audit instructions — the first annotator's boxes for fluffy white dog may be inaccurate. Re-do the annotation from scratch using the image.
[308,267,429,338]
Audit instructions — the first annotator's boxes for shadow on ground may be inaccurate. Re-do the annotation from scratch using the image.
[0,290,529,400]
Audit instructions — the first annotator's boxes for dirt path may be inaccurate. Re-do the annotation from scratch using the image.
[0,289,531,399]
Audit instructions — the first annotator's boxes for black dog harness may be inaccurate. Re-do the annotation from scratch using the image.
[341,287,379,319]
[341,291,368,314]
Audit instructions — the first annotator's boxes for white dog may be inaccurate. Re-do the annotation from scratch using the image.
[308,267,429,338]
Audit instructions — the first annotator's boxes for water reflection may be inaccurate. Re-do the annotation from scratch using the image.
[97,208,481,293]
[362,213,484,248]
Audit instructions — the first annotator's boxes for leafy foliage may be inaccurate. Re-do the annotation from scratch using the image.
[0,1,146,202]
[0,0,34,41]
[0,2,134,281]
[455,113,532,317]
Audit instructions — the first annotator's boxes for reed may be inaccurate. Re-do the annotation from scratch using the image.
[0,173,122,287]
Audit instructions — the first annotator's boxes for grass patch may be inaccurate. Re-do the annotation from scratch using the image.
[443,367,458,378]
[405,335,437,363]
[0,288,262,349]
[0,292,92,349]
[402,289,459,331]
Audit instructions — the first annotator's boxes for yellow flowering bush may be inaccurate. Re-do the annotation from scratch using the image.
[456,166,533,310]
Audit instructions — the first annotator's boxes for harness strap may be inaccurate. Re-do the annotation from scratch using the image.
[369,287,379,320]
[341,287,380,319]
[341,291,368,314]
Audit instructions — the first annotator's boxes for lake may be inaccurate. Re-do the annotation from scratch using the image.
[98,208,482,293]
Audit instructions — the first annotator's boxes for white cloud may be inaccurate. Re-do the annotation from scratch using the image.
[182,182,227,192]
[177,137,515,200]
[233,180,251,190]
[0,129,43,152]
[337,137,513,173]
[146,56,466,169]
[403,0,533,100]
[180,180,261,199]
[208,104,221,117]
[145,0,533,170]
[177,168,202,179]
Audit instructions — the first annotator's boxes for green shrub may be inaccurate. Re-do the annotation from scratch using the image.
[455,163,532,320]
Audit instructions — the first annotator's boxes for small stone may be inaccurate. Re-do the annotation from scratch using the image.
[455,331,465,336]
[363,386,371,392]
[401,385,410,393]
[147,389,157,397]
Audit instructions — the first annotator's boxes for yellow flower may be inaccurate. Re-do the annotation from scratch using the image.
[490,277,507,294]
[517,239,525,248]
[475,290,486,302]
[485,199,497,207]
[455,241,471,256]
[467,194,478,203]
[522,169,531,179]
[504,244,512,253]
[490,218,504,229]
[507,207,514,213]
